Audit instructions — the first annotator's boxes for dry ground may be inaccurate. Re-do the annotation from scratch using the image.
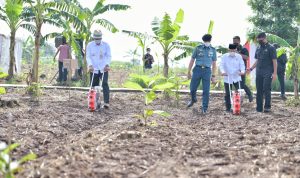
[0,89,300,178]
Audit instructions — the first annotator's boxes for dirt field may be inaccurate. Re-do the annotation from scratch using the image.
[1,89,300,178]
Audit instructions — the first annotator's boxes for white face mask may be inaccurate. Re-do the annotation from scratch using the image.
[204,42,210,47]
[229,52,235,57]
[95,39,102,44]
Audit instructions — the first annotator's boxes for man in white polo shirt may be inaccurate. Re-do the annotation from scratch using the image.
[220,44,245,112]
[86,30,111,108]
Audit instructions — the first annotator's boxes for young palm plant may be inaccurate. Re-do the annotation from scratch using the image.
[124,74,171,126]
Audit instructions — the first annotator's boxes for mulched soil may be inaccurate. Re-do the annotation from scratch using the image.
[0,88,300,178]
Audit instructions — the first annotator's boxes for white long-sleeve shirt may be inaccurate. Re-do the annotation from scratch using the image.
[86,41,111,73]
[219,53,245,84]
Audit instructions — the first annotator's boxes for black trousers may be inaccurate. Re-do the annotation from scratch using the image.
[90,71,110,104]
[58,61,68,82]
[224,82,240,111]
[277,64,286,95]
[256,72,273,111]
[241,75,252,98]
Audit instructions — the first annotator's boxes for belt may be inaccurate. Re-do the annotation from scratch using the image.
[196,65,210,69]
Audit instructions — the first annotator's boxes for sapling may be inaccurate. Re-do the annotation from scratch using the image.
[124,75,171,126]
[158,76,190,107]
[25,82,43,101]
[0,142,37,178]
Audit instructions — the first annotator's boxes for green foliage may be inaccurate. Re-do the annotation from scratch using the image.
[26,82,43,99]
[272,79,295,92]
[248,0,300,46]
[165,76,190,107]
[0,72,8,79]
[124,74,171,126]
[110,61,137,70]
[286,97,300,107]
[0,87,6,95]
[207,20,214,35]
[22,36,34,63]
[173,20,215,61]
[0,142,36,178]
[151,9,192,77]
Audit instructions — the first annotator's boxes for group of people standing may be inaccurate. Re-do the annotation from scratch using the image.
[187,32,287,114]
[53,30,287,112]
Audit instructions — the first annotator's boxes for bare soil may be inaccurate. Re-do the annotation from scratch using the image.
[1,89,300,178]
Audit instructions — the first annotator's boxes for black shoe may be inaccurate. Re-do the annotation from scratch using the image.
[226,109,231,113]
[187,100,197,108]
[256,109,263,113]
[280,95,287,100]
[103,103,110,109]
[264,108,271,113]
[248,95,253,102]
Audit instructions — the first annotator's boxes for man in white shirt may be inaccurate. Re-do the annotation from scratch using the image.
[220,44,245,112]
[86,30,111,108]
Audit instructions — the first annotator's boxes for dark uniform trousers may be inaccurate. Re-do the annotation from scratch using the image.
[277,63,286,95]
[224,82,239,111]
[256,70,272,112]
[90,71,110,104]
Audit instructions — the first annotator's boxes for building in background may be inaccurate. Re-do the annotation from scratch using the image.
[0,34,23,74]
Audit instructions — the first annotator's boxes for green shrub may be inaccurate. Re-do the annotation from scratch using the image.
[272,79,297,92]
[286,97,300,107]
[26,83,43,99]
[0,87,6,95]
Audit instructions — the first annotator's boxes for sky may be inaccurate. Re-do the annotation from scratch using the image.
[0,0,253,66]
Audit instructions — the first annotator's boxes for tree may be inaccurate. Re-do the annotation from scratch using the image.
[124,49,141,66]
[64,0,130,85]
[22,36,34,63]
[248,0,300,46]
[122,30,153,72]
[23,0,71,83]
[151,9,190,77]
[0,0,31,79]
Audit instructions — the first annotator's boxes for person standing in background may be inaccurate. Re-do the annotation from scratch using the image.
[144,48,154,69]
[53,36,71,84]
[248,32,277,113]
[273,43,288,100]
[233,36,253,102]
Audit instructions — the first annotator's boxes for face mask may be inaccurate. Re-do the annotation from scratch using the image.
[204,42,210,47]
[258,40,265,45]
[95,39,102,45]
[229,52,235,57]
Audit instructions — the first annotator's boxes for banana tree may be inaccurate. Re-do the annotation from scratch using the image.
[122,30,153,72]
[63,0,130,85]
[22,0,72,83]
[170,20,215,62]
[151,9,190,77]
[0,0,33,79]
